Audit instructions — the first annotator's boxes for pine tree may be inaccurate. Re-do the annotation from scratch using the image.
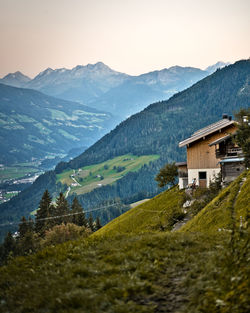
[54,192,70,225]
[95,217,102,231]
[88,214,94,231]
[71,197,87,227]
[17,217,35,256]
[2,232,16,262]
[18,216,29,238]
[35,190,52,235]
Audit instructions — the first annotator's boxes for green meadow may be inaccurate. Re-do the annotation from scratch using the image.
[56,154,160,196]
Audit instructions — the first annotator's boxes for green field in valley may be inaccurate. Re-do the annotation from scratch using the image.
[56,154,160,196]
[0,165,39,182]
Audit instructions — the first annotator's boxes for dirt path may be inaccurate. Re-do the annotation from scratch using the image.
[171,214,192,232]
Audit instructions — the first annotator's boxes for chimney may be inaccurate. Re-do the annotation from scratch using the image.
[222,114,228,119]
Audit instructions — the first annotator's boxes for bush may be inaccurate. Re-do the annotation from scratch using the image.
[40,223,91,247]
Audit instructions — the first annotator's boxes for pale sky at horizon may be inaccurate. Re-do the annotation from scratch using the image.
[0,0,249,78]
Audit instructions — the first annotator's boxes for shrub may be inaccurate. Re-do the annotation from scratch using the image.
[40,223,91,247]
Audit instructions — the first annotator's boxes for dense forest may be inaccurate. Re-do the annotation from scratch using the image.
[0,59,249,241]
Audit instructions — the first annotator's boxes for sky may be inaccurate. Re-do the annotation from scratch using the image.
[0,0,249,78]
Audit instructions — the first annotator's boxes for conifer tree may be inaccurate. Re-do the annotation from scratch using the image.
[2,232,16,262]
[18,216,29,238]
[95,217,102,231]
[17,217,35,255]
[35,190,52,235]
[54,192,70,225]
[88,213,94,231]
[71,197,87,227]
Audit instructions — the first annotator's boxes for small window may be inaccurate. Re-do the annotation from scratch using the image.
[199,171,207,179]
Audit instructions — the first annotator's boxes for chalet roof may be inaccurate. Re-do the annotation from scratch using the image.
[179,119,235,148]
[209,134,232,146]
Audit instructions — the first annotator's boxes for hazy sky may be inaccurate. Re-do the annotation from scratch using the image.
[0,0,249,78]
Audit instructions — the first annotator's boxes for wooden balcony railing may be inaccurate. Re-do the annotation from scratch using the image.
[216,147,243,158]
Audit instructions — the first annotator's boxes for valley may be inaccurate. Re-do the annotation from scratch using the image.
[0,162,43,204]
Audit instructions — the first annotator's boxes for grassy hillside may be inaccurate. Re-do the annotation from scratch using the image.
[181,171,250,233]
[0,173,249,312]
[57,154,159,196]
[93,186,185,237]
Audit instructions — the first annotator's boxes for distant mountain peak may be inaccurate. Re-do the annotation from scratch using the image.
[205,61,231,74]
[2,71,31,80]
[37,67,54,77]
[0,71,31,87]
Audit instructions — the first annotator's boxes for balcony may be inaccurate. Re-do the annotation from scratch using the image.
[216,147,243,159]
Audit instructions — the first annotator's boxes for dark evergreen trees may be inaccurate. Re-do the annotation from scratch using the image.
[35,190,52,235]
[53,192,70,225]
[71,197,87,227]
[88,214,94,231]
[1,232,16,263]
[95,217,102,231]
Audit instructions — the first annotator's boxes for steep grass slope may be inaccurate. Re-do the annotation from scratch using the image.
[93,186,185,237]
[181,171,250,233]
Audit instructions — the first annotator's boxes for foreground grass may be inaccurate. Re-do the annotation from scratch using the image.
[0,172,249,312]
[0,232,233,313]
[1,230,248,313]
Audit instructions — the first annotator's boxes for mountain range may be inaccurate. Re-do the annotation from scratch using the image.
[0,61,229,119]
[0,59,249,241]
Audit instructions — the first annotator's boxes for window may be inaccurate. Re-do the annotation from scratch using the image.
[199,171,207,179]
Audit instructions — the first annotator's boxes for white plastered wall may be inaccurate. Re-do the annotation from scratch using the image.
[188,168,221,187]
[178,177,188,189]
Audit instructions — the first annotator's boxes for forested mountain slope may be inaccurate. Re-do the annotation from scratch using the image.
[0,83,116,164]
[0,59,249,240]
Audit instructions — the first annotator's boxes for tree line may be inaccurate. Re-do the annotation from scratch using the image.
[0,190,102,265]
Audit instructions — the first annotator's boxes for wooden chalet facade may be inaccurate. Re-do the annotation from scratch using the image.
[178,116,239,189]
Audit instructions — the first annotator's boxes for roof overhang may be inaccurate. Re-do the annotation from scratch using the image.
[209,134,232,146]
[179,119,236,148]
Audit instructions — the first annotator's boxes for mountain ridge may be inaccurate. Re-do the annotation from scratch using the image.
[0,61,229,119]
